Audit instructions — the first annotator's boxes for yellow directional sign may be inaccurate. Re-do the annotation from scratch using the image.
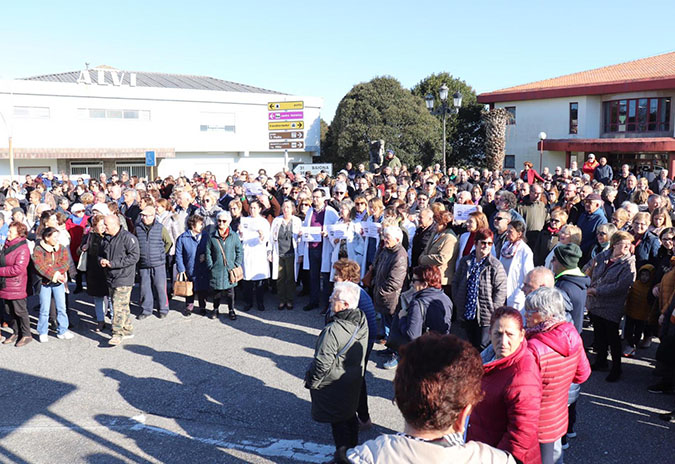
[268,101,304,111]
[268,121,304,130]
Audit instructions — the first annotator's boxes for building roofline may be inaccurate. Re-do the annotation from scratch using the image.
[478,76,675,104]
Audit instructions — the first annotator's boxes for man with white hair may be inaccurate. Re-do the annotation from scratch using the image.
[582,153,599,179]
[651,168,672,194]
[371,226,408,344]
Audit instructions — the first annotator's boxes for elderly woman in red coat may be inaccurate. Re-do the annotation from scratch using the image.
[525,287,591,464]
[468,306,542,464]
[520,161,545,184]
[0,222,32,347]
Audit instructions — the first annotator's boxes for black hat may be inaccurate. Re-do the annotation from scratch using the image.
[554,243,582,269]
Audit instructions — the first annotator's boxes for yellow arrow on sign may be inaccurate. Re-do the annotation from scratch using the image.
[268,121,304,130]
[268,101,304,111]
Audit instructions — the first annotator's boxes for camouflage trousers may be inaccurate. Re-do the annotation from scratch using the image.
[111,286,133,337]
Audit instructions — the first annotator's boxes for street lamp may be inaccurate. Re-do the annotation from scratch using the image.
[538,131,547,173]
[425,84,462,174]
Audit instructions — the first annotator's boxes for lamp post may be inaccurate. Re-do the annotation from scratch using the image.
[425,83,462,174]
[538,131,547,173]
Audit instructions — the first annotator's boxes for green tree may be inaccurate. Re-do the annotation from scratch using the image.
[411,73,486,168]
[319,118,329,154]
[322,76,441,168]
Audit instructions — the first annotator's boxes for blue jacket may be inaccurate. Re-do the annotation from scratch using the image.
[634,232,661,270]
[577,208,607,258]
[359,288,377,346]
[400,287,453,341]
[555,270,590,333]
[175,230,210,292]
[594,164,613,185]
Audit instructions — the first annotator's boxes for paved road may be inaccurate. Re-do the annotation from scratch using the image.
[0,286,672,463]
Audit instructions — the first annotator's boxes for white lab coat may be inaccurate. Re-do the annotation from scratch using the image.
[329,219,366,281]
[301,205,339,273]
[240,215,271,281]
[499,240,534,308]
[269,215,302,281]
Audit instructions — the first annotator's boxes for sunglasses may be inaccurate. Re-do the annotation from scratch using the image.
[479,241,493,246]
[217,220,229,223]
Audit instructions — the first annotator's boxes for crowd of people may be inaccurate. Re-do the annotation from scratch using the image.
[0,151,674,463]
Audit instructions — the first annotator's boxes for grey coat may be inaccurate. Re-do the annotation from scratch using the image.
[372,243,408,315]
[587,249,636,323]
[305,308,368,423]
[452,252,508,327]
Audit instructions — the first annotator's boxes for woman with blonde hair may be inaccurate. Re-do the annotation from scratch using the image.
[544,224,581,269]
[650,206,672,237]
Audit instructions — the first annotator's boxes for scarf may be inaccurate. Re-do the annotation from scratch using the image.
[500,240,520,260]
[546,225,560,235]
[463,252,488,321]
[462,232,476,256]
[525,318,560,337]
[69,214,86,226]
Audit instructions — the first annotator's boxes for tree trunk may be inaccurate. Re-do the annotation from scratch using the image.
[483,108,509,171]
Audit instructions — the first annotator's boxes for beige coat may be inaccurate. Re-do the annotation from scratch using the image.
[418,228,459,285]
[347,434,516,463]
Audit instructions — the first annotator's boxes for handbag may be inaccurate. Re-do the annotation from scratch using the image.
[76,234,90,272]
[216,237,243,284]
[362,267,373,288]
[173,272,193,297]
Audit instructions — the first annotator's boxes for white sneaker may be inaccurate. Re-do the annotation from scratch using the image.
[57,331,74,340]
[39,334,49,343]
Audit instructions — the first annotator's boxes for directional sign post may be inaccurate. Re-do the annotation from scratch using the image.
[268,101,304,111]
[269,131,304,140]
[268,111,303,120]
[268,121,304,130]
[269,141,305,150]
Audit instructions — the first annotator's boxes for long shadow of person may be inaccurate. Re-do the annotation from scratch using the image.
[101,345,335,462]
[243,347,399,442]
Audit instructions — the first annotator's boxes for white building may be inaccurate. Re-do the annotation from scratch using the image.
[0,65,322,180]
[478,52,675,175]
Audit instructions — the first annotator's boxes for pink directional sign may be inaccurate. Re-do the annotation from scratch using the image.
[268,111,304,120]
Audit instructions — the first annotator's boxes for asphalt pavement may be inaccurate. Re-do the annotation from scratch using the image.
[0,285,672,464]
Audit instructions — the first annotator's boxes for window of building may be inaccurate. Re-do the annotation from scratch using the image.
[71,162,103,178]
[13,106,50,119]
[505,106,516,125]
[504,155,516,169]
[78,109,150,120]
[116,163,148,179]
[569,102,578,134]
[603,97,670,133]
[200,112,236,132]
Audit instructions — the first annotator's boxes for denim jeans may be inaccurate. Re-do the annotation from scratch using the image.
[94,296,108,322]
[38,283,68,335]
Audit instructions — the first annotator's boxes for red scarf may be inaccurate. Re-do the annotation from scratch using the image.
[463,232,476,256]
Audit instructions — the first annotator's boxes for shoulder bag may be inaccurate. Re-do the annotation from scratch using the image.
[173,271,193,297]
[216,237,243,283]
[77,234,91,272]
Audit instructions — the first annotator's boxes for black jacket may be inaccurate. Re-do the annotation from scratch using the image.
[555,271,590,333]
[400,287,453,341]
[100,229,140,288]
[411,223,436,267]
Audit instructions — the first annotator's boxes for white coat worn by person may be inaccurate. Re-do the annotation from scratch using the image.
[329,220,366,281]
[301,201,339,311]
[240,207,271,311]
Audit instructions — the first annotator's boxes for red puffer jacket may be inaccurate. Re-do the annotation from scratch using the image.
[527,322,591,443]
[468,339,542,464]
[0,238,30,300]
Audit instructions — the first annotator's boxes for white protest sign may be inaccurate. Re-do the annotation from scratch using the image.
[453,204,478,222]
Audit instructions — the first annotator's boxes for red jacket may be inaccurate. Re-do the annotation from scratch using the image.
[582,160,599,179]
[468,339,542,464]
[520,169,545,184]
[66,215,89,261]
[33,241,71,285]
[527,322,591,443]
[0,238,30,300]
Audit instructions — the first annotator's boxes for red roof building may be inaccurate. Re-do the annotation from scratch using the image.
[477,52,675,178]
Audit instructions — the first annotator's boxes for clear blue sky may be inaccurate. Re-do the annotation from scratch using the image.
[2,0,673,122]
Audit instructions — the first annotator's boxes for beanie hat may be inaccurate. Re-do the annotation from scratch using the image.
[554,243,583,269]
